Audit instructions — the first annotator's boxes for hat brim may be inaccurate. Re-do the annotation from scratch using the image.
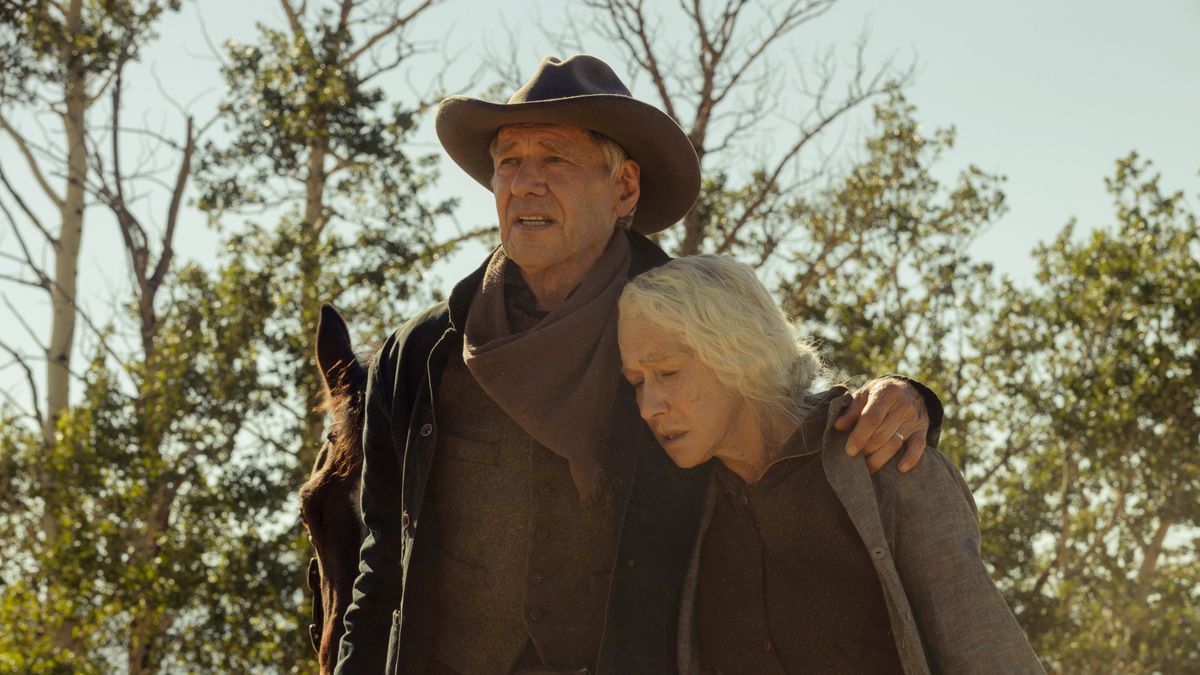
[435,94,700,235]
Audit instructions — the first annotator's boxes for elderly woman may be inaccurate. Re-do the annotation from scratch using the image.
[617,255,1042,675]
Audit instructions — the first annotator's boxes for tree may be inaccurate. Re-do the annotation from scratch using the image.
[576,0,907,259]
[979,154,1200,672]
[0,37,313,667]
[0,0,179,447]
[777,94,1007,475]
[0,257,307,672]
[0,0,184,660]
[196,0,472,474]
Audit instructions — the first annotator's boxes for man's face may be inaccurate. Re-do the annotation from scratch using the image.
[490,125,639,283]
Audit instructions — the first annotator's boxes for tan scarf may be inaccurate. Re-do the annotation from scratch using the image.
[463,233,631,505]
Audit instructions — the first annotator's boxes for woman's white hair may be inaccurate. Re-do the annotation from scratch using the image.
[618,255,823,426]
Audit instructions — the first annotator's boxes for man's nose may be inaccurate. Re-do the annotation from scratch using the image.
[509,159,547,196]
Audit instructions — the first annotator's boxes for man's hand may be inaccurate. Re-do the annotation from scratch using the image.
[834,377,929,474]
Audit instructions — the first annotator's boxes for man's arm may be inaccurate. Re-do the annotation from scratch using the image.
[834,376,944,473]
[335,333,405,673]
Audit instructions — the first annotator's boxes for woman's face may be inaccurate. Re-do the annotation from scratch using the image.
[618,313,759,468]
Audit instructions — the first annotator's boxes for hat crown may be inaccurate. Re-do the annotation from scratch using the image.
[509,54,633,104]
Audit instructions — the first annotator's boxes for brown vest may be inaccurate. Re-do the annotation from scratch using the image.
[428,357,614,675]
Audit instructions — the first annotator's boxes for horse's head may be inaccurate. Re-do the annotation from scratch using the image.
[300,303,370,674]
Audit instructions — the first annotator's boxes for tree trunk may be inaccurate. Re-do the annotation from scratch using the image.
[299,131,329,469]
[45,0,86,448]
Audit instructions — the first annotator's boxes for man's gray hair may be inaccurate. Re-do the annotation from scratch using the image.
[588,131,637,230]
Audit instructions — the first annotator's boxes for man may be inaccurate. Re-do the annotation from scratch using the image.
[336,54,939,674]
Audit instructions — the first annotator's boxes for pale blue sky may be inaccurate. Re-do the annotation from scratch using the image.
[2,0,1198,408]
[117,0,1200,283]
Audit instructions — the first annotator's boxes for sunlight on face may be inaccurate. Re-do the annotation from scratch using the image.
[490,125,633,284]
[617,313,758,469]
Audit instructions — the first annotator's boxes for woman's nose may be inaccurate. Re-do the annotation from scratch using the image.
[638,380,668,420]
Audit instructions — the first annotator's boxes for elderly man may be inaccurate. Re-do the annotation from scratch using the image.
[335,55,940,674]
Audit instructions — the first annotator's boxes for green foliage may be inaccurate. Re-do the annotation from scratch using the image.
[773,98,1198,669]
[777,94,1007,471]
[0,260,309,672]
[980,154,1200,672]
[0,0,179,104]
[195,4,458,476]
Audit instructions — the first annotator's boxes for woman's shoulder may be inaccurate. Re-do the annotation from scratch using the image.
[871,446,979,523]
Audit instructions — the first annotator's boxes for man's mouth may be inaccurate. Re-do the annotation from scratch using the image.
[513,215,555,228]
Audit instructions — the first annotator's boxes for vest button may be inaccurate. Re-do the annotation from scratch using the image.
[539,484,552,496]
[536,528,549,541]
[529,608,543,621]
[419,423,433,437]
[532,573,544,585]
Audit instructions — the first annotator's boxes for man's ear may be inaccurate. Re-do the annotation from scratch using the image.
[615,159,641,218]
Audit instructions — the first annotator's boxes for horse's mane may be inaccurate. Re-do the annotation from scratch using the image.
[310,350,373,484]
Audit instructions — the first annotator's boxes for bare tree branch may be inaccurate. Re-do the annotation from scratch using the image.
[280,0,307,39]
[0,163,58,247]
[586,0,678,120]
[1,293,47,351]
[0,193,54,291]
[341,0,437,66]
[0,337,44,429]
[0,114,66,209]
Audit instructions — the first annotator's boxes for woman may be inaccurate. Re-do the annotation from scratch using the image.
[617,255,1042,674]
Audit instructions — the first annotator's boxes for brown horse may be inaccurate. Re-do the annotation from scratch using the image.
[300,304,370,674]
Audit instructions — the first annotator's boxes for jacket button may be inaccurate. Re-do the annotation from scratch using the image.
[401,512,411,528]
[419,423,433,437]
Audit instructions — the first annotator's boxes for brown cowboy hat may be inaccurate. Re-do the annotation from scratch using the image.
[435,54,701,234]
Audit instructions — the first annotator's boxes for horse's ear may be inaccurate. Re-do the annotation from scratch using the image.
[316,303,355,391]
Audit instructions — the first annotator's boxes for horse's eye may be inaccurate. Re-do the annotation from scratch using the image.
[326,432,336,444]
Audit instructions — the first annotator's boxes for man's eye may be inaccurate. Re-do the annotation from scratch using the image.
[497,157,519,167]
[660,370,678,378]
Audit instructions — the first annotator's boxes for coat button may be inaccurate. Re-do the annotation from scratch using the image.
[419,423,433,437]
